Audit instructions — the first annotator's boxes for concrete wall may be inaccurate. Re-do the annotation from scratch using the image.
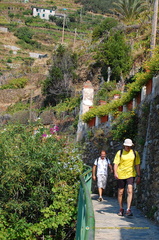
[76,80,94,141]
[0,27,8,33]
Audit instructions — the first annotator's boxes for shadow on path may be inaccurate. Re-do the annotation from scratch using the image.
[92,194,159,240]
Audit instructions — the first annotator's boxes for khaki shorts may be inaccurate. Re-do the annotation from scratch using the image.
[97,174,108,189]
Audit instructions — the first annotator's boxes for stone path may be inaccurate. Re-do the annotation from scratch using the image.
[92,194,159,240]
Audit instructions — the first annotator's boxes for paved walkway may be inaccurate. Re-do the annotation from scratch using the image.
[92,194,159,240]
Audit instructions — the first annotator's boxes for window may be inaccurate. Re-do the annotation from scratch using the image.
[50,10,52,13]
[43,9,45,12]
[43,14,45,17]
[36,8,38,12]
[38,13,40,16]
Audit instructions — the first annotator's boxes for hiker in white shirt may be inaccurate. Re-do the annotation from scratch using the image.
[92,150,113,201]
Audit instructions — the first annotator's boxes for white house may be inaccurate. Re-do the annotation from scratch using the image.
[32,7,56,20]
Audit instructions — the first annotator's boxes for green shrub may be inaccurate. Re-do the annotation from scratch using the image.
[111,111,138,141]
[8,12,14,18]
[7,58,12,63]
[23,9,32,15]
[8,22,19,32]
[25,17,33,25]
[6,102,30,114]
[53,96,80,114]
[15,27,33,43]
[94,81,117,104]
[16,39,42,50]
[0,124,84,239]
[0,77,28,89]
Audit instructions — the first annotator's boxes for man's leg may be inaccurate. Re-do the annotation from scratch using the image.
[125,178,135,216]
[127,184,133,210]
[117,179,125,216]
[99,175,107,198]
[98,187,103,198]
[118,188,124,209]
[97,175,103,201]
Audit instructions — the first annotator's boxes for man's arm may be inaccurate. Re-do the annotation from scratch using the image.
[135,164,141,184]
[109,164,113,173]
[114,163,119,179]
[92,165,97,181]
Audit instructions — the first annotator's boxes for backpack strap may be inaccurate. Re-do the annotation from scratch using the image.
[97,157,108,165]
[120,149,123,158]
[120,149,136,160]
[132,149,136,161]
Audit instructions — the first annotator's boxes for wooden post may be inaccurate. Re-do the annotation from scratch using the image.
[73,28,77,52]
[61,14,66,44]
[29,89,33,123]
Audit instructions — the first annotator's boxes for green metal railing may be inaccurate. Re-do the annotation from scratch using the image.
[76,165,95,240]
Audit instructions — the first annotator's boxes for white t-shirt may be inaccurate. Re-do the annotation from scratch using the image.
[94,157,110,176]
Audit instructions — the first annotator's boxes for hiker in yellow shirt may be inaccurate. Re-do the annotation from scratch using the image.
[113,139,141,217]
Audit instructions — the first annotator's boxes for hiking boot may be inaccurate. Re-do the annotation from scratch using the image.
[97,197,103,202]
[118,208,124,216]
[126,209,133,216]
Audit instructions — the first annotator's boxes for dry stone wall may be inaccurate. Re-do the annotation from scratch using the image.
[135,94,159,222]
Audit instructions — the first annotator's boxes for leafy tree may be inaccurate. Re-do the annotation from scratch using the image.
[68,14,76,23]
[54,17,63,27]
[42,45,78,106]
[113,0,149,21]
[94,81,117,103]
[0,124,84,239]
[49,15,68,28]
[92,17,118,41]
[95,31,132,81]
[52,6,57,10]
[49,15,57,22]
[43,66,63,96]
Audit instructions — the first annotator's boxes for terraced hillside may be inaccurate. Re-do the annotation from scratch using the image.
[0,0,106,112]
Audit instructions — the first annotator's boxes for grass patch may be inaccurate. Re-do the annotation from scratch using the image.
[0,77,28,89]
[6,102,30,114]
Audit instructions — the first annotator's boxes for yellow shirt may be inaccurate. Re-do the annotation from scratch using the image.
[113,149,140,179]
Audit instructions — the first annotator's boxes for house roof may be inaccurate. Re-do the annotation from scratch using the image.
[31,6,56,11]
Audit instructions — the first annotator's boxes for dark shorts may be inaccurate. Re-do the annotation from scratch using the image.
[118,177,135,189]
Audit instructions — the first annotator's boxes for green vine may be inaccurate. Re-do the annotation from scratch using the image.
[111,111,138,141]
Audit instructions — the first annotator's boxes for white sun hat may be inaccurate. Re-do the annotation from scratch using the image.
[123,138,134,146]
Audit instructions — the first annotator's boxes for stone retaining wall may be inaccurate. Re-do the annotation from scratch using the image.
[0,89,25,103]
[135,94,159,222]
